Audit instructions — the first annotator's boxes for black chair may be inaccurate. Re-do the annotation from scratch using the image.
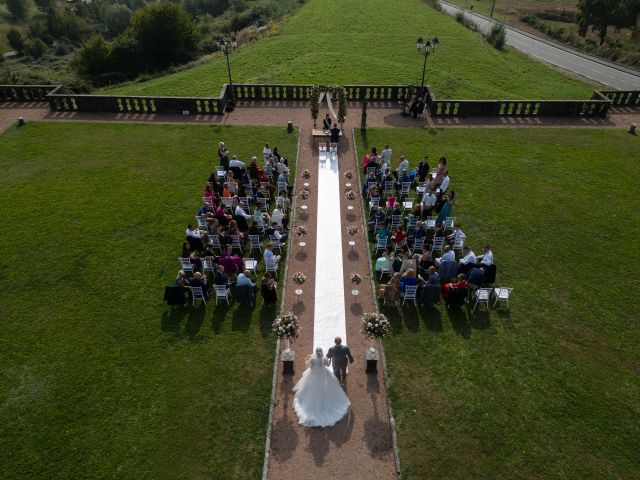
[234,284,255,305]
[419,284,441,307]
[164,285,186,306]
[484,264,497,285]
[446,287,468,308]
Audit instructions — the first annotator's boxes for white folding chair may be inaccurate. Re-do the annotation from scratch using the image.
[366,166,377,176]
[269,234,282,254]
[402,197,415,212]
[277,181,287,194]
[178,257,195,274]
[238,196,252,208]
[202,257,215,275]
[209,235,222,254]
[230,234,242,254]
[375,236,388,254]
[256,197,268,213]
[369,197,380,210]
[265,263,279,278]
[244,258,258,274]
[391,215,402,228]
[432,236,445,254]
[276,196,289,212]
[453,235,465,252]
[249,235,263,254]
[318,142,327,153]
[406,216,417,233]
[216,166,226,180]
[492,287,513,309]
[195,215,207,229]
[412,237,425,254]
[472,287,492,311]
[383,181,394,197]
[394,239,406,253]
[400,182,412,198]
[425,216,436,230]
[402,285,418,306]
[330,142,338,153]
[214,285,232,305]
[189,286,207,306]
[444,216,457,232]
[379,264,392,281]
[222,197,235,212]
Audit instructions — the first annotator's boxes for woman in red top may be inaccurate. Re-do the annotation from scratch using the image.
[391,226,407,248]
[443,274,468,300]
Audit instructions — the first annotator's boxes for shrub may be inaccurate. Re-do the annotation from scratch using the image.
[7,28,25,53]
[488,24,506,49]
[6,0,29,20]
[25,38,47,58]
[104,4,133,38]
[76,35,110,76]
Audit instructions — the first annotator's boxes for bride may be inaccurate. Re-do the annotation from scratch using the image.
[293,347,350,427]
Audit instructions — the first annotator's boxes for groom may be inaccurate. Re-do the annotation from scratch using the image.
[326,336,354,382]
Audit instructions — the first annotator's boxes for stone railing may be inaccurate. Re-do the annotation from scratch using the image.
[1,83,636,118]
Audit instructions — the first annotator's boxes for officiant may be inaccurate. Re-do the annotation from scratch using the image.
[322,113,332,131]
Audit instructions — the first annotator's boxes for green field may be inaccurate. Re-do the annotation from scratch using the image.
[355,127,640,479]
[101,0,595,100]
[0,122,298,479]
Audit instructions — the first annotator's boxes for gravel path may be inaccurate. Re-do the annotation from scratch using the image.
[266,120,397,479]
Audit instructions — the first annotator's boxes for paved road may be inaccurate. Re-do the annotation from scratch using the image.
[438,0,640,91]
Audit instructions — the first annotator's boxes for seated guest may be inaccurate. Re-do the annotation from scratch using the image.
[376,222,391,242]
[379,272,401,304]
[368,185,381,204]
[426,265,440,286]
[271,207,285,229]
[189,272,209,298]
[418,247,434,275]
[248,221,262,238]
[261,273,278,306]
[263,242,281,269]
[236,269,256,288]
[399,250,418,276]
[391,227,407,248]
[467,266,485,288]
[439,170,450,192]
[368,207,386,231]
[213,264,231,287]
[182,241,193,259]
[410,220,428,243]
[266,222,287,244]
[175,270,190,290]
[399,268,418,293]
[430,223,446,242]
[435,245,455,266]
[186,224,205,252]
[477,245,494,267]
[375,252,393,272]
[234,202,252,221]
[421,190,437,218]
[207,217,220,236]
[363,172,377,195]
[458,246,477,274]
[394,155,409,179]
[443,274,467,301]
[446,225,466,245]
[248,156,260,181]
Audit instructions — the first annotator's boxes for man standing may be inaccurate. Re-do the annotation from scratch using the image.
[330,123,341,146]
[326,336,354,382]
[381,144,392,165]
[394,155,409,179]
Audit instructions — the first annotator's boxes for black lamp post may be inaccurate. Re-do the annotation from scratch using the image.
[416,35,439,97]
[218,37,236,112]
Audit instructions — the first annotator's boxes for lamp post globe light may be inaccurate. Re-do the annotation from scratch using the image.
[417,35,439,97]
[218,36,237,112]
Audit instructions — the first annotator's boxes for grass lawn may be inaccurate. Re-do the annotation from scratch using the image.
[0,122,298,480]
[100,0,594,100]
[354,127,640,479]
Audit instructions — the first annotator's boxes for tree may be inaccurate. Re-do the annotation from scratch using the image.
[577,0,640,45]
[6,0,29,20]
[488,24,506,49]
[46,6,91,44]
[6,28,25,52]
[130,1,198,69]
[33,0,54,12]
[108,34,142,76]
[104,4,132,38]
[76,35,110,77]
[25,38,47,58]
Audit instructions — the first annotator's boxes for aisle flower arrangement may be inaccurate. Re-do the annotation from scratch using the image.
[344,171,354,179]
[273,313,300,339]
[292,272,306,285]
[302,170,311,179]
[299,189,310,199]
[296,225,307,236]
[347,225,358,235]
[350,273,362,284]
[361,312,390,339]
[345,189,356,200]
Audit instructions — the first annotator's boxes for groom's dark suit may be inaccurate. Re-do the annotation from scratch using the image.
[326,344,354,379]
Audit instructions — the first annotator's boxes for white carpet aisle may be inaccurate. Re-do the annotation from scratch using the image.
[313,150,347,352]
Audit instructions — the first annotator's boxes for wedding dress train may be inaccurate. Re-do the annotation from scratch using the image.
[293,348,350,427]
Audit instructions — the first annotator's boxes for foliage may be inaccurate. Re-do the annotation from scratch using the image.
[46,6,91,44]
[0,122,298,479]
[355,126,640,479]
[337,87,347,124]
[7,28,25,53]
[103,3,133,39]
[487,23,506,49]
[272,312,300,338]
[5,0,29,20]
[24,37,46,58]
[309,85,319,120]
[76,35,110,76]
[101,0,594,100]
[577,0,640,45]
[130,1,199,69]
[107,34,142,76]
[33,0,54,12]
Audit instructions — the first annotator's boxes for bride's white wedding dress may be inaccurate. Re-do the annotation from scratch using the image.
[293,348,350,427]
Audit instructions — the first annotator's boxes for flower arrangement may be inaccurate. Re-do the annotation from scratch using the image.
[296,225,307,236]
[347,225,358,235]
[345,189,356,200]
[299,189,310,199]
[361,312,390,339]
[302,170,311,179]
[344,171,354,179]
[273,313,300,339]
[350,273,362,284]
[292,272,306,285]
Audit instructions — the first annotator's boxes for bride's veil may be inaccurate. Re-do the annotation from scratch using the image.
[312,347,324,369]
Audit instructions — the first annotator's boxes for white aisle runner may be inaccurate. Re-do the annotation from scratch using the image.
[313,150,346,351]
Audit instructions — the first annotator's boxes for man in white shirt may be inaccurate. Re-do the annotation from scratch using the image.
[263,243,281,269]
[477,246,494,266]
[234,202,251,220]
[381,144,392,164]
[229,156,245,169]
[421,190,437,217]
[395,155,409,179]
[458,246,476,274]
[440,172,450,193]
[435,245,455,266]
